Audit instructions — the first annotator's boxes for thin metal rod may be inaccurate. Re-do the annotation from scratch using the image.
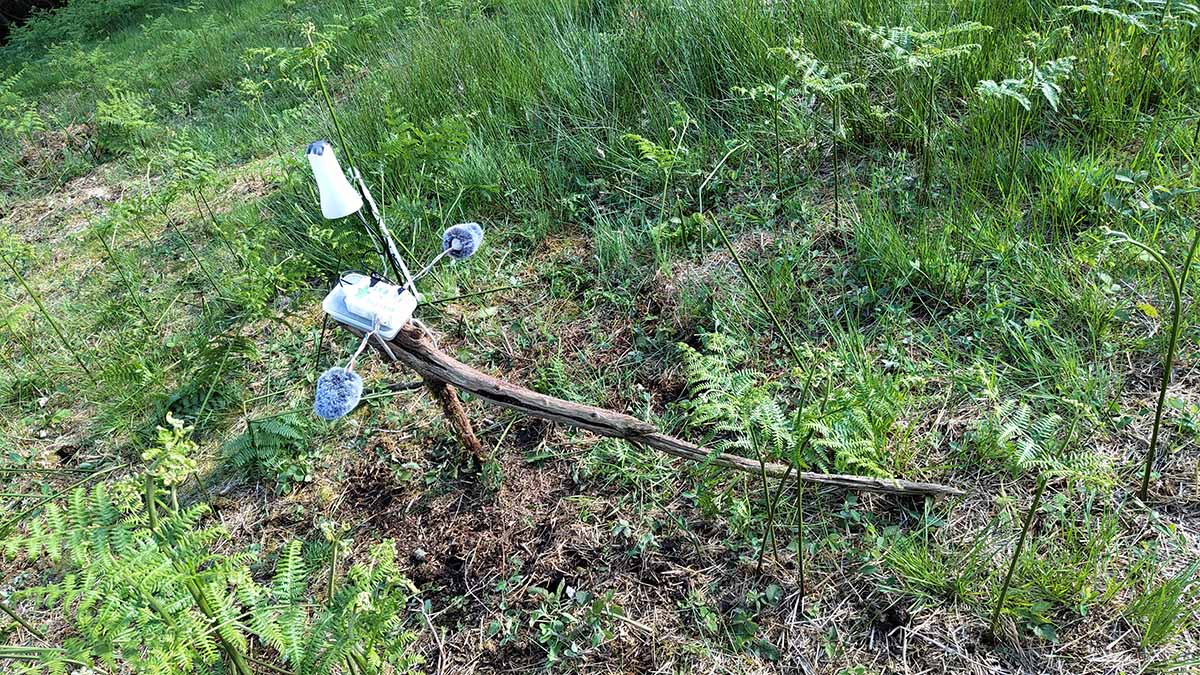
[355,171,416,294]
[411,249,451,284]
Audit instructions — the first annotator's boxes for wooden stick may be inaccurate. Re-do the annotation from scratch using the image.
[633,433,961,497]
[350,323,963,497]
[426,379,485,462]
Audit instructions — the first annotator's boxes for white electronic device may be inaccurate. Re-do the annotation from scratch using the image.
[321,272,418,340]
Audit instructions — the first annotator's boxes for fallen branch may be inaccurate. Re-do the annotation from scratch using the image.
[351,323,963,498]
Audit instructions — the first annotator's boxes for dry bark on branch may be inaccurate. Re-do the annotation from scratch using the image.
[352,323,964,497]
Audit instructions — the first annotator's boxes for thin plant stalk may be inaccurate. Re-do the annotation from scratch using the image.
[714,219,829,588]
[327,535,340,600]
[145,474,255,675]
[990,473,1047,635]
[194,347,231,429]
[751,430,781,575]
[697,142,747,255]
[0,597,46,641]
[773,95,783,197]
[922,68,935,203]
[129,213,158,249]
[0,646,87,667]
[309,34,398,280]
[185,576,254,675]
[145,473,160,530]
[708,153,826,587]
[1142,261,1188,498]
[313,313,330,378]
[247,654,294,675]
[1144,228,1200,498]
[193,189,246,267]
[1132,0,1172,119]
[1007,111,1025,201]
[794,380,830,612]
[832,96,842,229]
[754,430,820,578]
[922,0,935,201]
[711,220,810,388]
[0,252,96,385]
[159,209,226,300]
[0,467,91,476]
[1110,227,1200,498]
[310,36,357,171]
[658,117,687,242]
[795,453,805,613]
[422,284,524,306]
[94,230,154,326]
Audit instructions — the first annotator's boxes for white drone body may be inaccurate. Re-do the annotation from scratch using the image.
[321,273,417,341]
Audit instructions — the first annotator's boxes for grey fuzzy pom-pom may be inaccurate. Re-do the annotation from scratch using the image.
[442,222,484,260]
[314,367,363,420]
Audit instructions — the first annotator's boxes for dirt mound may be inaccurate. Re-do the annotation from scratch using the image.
[17,123,95,179]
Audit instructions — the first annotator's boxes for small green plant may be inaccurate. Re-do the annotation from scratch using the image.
[0,71,46,140]
[6,477,257,675]
[1103,179,1200,499]
[371,111,469,193]
[142,413,200,499]
[244,539,423,674]
[976,55,1075,198]
[972,398,1112,638]
[845,20,991,199]
[679,590,721,636]
[160,335,255,429]
[527,584,621,665]
[4,461,420,674]
[679,333,797,572]
[727,585,783,659]
[223,413,316,490]
[623,102,695,253]
[774,39,864,229]
[95,84,160,156]
[1126,560,1200,647]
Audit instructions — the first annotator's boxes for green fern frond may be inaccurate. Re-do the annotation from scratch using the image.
[845,21,992,71]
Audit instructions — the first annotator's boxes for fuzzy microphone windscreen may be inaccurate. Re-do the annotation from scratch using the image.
[313,367,364,420]
[442,222,484,260]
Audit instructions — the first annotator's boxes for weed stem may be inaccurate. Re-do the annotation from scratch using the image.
[990,473,1046,636]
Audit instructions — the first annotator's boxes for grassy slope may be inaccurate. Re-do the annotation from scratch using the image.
[1,0,1199,672]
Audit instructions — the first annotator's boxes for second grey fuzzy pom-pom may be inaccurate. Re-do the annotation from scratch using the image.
[442,222,484,260]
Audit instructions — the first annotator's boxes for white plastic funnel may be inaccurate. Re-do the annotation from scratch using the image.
[306,140,363,219]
